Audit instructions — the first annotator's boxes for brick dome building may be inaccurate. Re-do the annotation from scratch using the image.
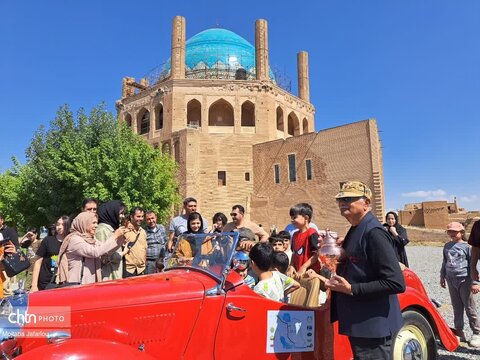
[116,16,384,234]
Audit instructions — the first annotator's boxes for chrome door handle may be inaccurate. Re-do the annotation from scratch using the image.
[226,302,247,312]
[47,331,71,343]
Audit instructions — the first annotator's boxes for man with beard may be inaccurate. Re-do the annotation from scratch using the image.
[144,210,167,274]
[123,207,147,277]
[223,205,268,243]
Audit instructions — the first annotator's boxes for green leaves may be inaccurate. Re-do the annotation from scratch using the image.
[0,104,179,228]
[0,170,23,226]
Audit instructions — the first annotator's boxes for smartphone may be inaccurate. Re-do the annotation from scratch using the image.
[120,218,128,228]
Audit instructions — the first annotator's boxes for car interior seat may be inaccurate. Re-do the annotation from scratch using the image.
[289,278,323,307]
[289,284,308,306]
[301,278,321,307]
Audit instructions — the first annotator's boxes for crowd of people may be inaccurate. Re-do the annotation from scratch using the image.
[1,180,480,358]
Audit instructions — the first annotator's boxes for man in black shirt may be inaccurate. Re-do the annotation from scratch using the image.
[326,181,405,360]
[0,214,19,247]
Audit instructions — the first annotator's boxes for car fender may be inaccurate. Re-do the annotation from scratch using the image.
[15,338,157,360]
[399,285,458,352]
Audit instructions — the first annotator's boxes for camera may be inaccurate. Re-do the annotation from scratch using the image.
[0,237,11,247]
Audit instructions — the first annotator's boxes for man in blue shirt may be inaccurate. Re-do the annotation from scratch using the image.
[145,210,167,274]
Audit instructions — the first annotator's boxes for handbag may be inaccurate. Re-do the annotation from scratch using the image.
[1,246,31,277]
[45,256,85,290]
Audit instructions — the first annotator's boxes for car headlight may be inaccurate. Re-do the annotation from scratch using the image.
[0,292,28,341]
[0,299,13,317]
[0,299,15,340]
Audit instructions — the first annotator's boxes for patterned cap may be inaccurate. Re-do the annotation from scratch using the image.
[335,181,372,200]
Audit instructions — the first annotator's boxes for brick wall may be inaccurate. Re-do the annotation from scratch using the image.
[422,201,449,230]
[117,81,387,233]
[399,209,424,227]
[251,119,385,236]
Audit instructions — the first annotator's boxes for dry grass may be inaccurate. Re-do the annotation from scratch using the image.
[404,225,449,247]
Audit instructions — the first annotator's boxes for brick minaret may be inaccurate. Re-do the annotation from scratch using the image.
[171,16,186,79]
[255,19,269,81]
[297,51,310,102]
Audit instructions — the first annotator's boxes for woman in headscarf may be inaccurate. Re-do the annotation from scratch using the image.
[383,211,410,267]
[96,200,126,280]
[57,212,127,285]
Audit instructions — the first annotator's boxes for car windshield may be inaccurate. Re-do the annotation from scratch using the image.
[164,232,239,280]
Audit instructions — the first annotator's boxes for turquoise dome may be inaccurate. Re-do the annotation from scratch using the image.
[161,28,275,81]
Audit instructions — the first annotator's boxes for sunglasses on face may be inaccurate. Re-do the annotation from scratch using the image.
[230,213,238,217]
[336,197,364,204]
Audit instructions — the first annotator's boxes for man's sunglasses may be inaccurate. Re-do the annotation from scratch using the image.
[336,197,364,204]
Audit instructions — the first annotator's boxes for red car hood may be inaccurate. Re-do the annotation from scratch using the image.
[28,270,207,311]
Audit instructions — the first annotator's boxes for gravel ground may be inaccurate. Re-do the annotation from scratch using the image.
[406,246,480,359]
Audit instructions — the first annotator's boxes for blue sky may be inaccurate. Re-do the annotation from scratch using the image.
[1,1,478,211]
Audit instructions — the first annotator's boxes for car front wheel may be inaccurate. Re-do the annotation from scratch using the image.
[392,310,437,360]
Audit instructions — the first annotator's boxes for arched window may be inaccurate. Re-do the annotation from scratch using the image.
[187,99,202,128]
[276,107,284,132]
[124,113,132,128]
[287,112,300,136]
[155,104,163,130]
[137,109,150,135]
[208,99,234,126]
[303,118,309,134]
[241,101,255,127]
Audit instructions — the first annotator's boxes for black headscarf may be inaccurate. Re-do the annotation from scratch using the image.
[383,211,409,267]
[383,211,406,234]
[97,200,124,230]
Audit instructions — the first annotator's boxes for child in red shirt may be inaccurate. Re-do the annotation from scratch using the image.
[290,203,319,271]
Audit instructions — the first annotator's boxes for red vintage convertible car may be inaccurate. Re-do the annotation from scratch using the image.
[0,232,457,359]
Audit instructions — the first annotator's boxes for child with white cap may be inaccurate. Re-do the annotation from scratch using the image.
[440,221,480,347]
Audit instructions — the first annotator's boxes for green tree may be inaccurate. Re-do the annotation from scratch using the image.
[13,104,179,227]
[0,165,23,227]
